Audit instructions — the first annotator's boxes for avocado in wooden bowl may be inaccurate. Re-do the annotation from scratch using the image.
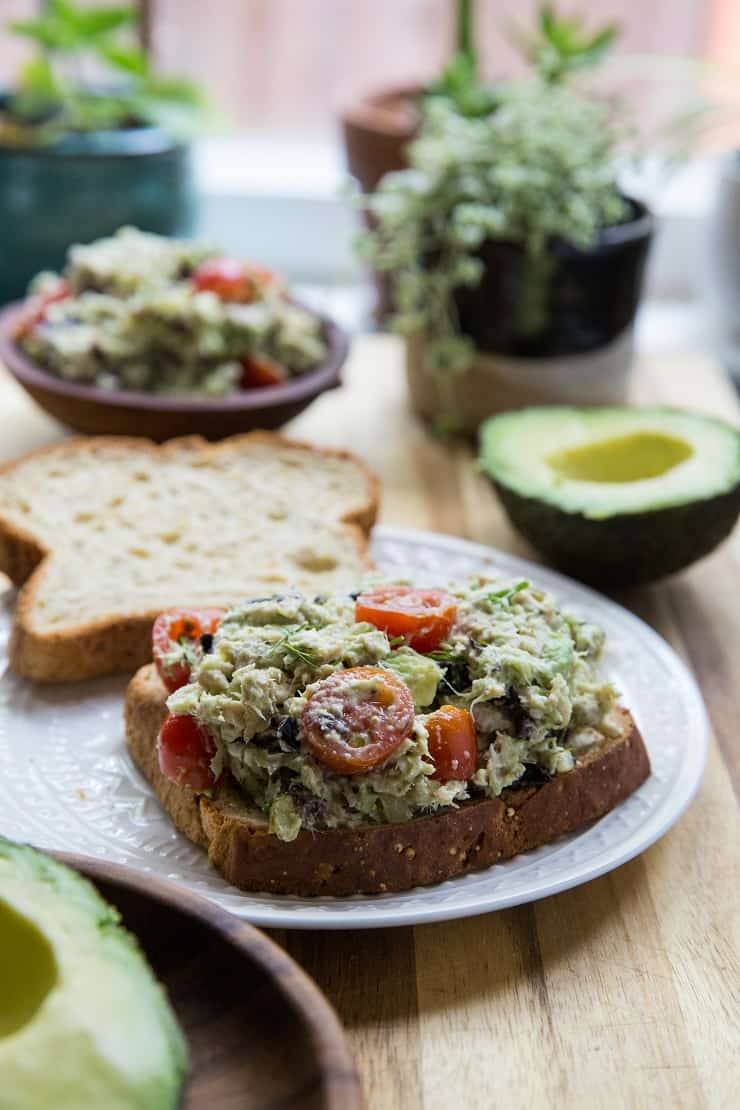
[0,837,361,1109]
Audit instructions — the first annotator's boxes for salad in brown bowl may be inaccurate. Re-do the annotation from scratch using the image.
[0,227,347,440]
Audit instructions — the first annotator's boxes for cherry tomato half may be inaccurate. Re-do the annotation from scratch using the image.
[355,586,457,654]
[158,713,217,792]
[14,280,71,340]
[240,354,287,389]
[152,608,224,693]
[425,705,477,782]
[192,257,276,303]
[301,665,414,775]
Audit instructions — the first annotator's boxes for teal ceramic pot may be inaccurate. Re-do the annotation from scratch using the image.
[0,108,196,304]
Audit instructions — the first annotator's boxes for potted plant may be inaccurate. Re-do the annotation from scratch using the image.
[342,0,497,317]
[342,1,495,186]
[0,1,207,304]
[358,6,654,432]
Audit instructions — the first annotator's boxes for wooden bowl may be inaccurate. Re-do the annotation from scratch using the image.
[54,852,362,1110]
[0,301,348,441]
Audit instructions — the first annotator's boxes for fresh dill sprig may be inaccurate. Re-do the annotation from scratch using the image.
[270,623,318,666]
[282,641,317,665]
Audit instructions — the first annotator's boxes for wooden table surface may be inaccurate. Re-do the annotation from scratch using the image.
[2,336,739,1110]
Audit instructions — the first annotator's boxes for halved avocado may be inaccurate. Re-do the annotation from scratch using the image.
[0,839,187,1109]
[479,406,740,586]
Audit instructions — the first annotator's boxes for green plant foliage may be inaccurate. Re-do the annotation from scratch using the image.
[427,51,499,119]
[10,2,134,51]
[427,2,618,117]
[360,84,628,372]
[359,3,627,373]
[3,0,207,142]
[524,5,618,84]
[426,0,498,118]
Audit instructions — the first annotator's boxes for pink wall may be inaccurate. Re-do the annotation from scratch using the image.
[0,0,725,134]
[151,0,714,133]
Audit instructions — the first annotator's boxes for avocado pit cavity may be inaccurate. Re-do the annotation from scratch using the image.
[0,897,58,1038]
[547,432,693,484]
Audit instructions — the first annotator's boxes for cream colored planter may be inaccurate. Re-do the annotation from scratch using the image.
[405,331,635,433]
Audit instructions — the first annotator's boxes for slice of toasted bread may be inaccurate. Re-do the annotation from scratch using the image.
[125,663,651,898]
[0,433,378,682]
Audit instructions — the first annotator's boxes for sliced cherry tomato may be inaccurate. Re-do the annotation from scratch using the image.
[158,713,217,792]
[301,665,414,775]
[192,257,276,303]
[425,705,477,782]
[152,608,224,693]
[240,354,287,389]
[14,280,71,340]
[244,262,278,291]
[355,586,457,654]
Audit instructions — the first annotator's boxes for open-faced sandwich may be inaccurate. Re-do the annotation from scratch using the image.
[125,577,650,896]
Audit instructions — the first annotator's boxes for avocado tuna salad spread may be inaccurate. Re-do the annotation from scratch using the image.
[162,578,621,843]
[16,227,327,395]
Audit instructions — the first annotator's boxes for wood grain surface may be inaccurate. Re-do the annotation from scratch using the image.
[2,335,739,1109]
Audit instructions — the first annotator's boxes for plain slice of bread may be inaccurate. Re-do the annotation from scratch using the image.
[125,663,651,898]
[0,433,378,681]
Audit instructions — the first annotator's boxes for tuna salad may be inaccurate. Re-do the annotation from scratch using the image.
[15,227,328,395]
[154,577,622,842]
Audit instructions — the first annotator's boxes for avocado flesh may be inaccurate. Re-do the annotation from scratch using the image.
[0,899,58,1039]
[0,839,187,1110]
[480,407,740,586]
[547,431,694,484]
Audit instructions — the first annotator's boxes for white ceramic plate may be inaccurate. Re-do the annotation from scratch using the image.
[0,526,708,929]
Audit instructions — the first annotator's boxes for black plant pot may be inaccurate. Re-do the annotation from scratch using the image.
[0,97,197,305]
[453,198,654,358]
[406,199,655,433]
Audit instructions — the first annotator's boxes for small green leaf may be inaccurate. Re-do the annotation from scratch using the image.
[65,93,137,131]
[588,26,618,53]
[5,57,65,125]
[53,1,135,39]
[8,18,75,51]
[141,74,207,106]
[99,42,150,77]
[524,5,619,83]
[48,0,80,23]
[18,57,61,98]
[545,17,574,53]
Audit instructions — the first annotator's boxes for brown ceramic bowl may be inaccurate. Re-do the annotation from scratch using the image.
[53,852,363,1109]
[0,300,348,441]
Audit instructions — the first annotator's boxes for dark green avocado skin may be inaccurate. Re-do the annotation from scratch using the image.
[492,479,740,586]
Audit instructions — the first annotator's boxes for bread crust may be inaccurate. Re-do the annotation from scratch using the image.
[0,432,379,682]
[125,663,651,898]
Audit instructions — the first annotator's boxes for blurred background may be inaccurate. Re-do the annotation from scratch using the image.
[3,1,734,135]
[1,0,740,372]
